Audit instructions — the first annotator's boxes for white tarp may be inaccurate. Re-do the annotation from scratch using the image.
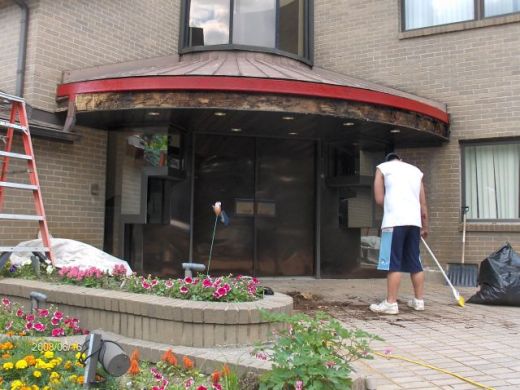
[9,238,132,275]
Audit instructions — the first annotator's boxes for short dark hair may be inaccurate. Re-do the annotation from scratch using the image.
[385,152,401,162]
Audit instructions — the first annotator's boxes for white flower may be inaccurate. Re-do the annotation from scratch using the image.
[46,265,54,275]
[212,201,222,216]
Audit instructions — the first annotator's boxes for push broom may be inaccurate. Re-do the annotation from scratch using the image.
[421,237,465,307]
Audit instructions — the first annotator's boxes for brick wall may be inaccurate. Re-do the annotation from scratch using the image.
[314,0,520,264]
[0,1,20,94]
[0,0,180,249]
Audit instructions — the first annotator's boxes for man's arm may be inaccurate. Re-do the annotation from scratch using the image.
[420,181,429,238]
[373,168,385,206]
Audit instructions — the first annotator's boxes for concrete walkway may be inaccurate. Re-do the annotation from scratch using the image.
[263,274,520,389]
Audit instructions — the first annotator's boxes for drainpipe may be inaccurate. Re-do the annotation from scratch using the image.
[13,0,29,97]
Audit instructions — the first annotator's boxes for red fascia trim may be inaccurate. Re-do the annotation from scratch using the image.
[57,76,449,123]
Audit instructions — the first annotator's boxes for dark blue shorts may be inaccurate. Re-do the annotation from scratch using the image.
[378,225,423,273]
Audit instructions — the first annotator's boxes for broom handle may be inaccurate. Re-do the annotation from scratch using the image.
[461,206,468,264]
[421,237,458,292]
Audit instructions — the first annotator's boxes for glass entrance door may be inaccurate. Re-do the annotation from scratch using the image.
[193,134,315,276]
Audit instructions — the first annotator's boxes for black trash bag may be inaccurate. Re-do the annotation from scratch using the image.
[467,243,520,306]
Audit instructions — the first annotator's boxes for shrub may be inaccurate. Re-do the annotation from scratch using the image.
[255,311,382,390]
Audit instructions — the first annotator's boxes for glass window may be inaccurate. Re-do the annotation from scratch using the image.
[233,0,276,47]
[403,0,474,30]
[279,0,305,57]
[184,0,310,61]
[464,142,520,219]
[484,0,520,17]
[403,0,520,30]
[188,0,230,46]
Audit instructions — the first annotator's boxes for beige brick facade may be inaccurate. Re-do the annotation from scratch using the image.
[0,0,180,248]
[0,0,518,267]
[0,1,20,94]
[314,0,520,265]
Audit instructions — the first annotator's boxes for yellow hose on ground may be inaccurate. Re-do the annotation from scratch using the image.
[374,351,495,390]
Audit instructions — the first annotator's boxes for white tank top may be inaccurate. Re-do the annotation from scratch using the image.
[377,160,423,229]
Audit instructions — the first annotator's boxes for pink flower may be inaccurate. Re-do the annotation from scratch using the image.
[16,309,24,317]
[216,287,228,297]
[34,322,46,332]
[295,380,303,390]
[25,314,35,322]
[256,352,268,361]
[142,281,151,290]
[213,291,222,299]
[51,317,60,326]
[252,277,259,284]
[180,286,189,294]
[222,283,231,293]
[151,279,159,287]
[1,298,10,306]
[53,311,64,320]
[212,384,222,390]
[165,280,173,289]
[184,378,194,388]
[25,321,33,330]
[202,279,213,288]
[37,309,49,317]
[51,327,65,337]
[5,320,12,330]
[184,277,193,284]
[197,386,208,390]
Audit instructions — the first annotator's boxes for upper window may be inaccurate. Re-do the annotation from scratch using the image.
[182,0,311,62]
[403,0,520,31]
[463,141,520,220]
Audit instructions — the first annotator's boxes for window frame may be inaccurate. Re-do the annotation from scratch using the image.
[179,0,314,65]
[460,138,520,222]
[401,0,520,32]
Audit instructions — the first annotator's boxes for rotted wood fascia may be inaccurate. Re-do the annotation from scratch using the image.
[72,91,449,139]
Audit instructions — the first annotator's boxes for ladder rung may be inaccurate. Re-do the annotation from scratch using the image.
[0,247,49,253]
[0,213,44,221]
[0,91,25,103]
[0,151,32,160]
[0,119,27,132]
[0,181,38,190]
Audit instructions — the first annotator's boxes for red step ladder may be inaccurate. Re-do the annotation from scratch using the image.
[0,91,55,265]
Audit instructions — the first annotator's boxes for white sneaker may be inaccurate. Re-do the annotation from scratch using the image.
[369,300,398,315]
[407,298,425,311]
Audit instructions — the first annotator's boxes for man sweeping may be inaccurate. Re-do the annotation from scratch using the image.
[369,153,429,315]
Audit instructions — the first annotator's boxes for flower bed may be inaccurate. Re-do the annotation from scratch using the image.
[0,337,120,389]
[0,298,87,338]
[3,262,263,303]
[0,278,292,348]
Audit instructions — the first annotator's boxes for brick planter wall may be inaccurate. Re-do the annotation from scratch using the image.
[0,279,293,348]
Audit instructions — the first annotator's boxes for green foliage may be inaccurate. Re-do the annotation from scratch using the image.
[256,311,382,390]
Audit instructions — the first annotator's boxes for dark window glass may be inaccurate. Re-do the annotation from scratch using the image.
[188,0,230,46]
[279,0,305,56]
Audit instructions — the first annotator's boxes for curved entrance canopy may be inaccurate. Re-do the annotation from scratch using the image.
[58,52,450,278]
[57,52,449,147]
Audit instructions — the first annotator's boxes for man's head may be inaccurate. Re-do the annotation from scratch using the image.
[385,152,401,162]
